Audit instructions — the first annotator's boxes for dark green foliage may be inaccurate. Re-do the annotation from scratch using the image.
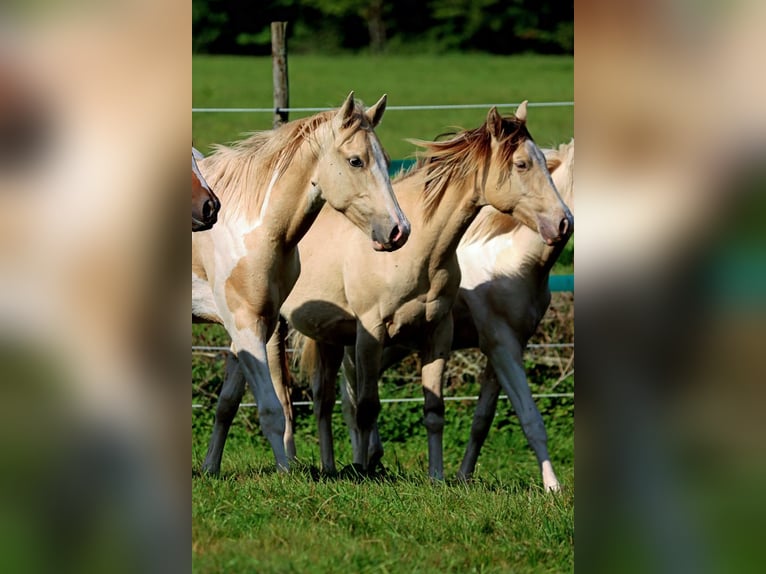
[192,0,573,55]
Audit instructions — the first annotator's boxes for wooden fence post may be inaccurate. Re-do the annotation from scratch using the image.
[271,22,289,128]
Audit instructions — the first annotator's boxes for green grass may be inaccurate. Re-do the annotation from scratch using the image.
[193,464,573,574]
[193,53,573,160]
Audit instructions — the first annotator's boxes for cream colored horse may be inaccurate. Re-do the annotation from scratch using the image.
[193,93,410,473]
[370,140,574,490]
[292,104,572,479]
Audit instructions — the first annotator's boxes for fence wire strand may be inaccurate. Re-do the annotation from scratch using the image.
[192,101,574,114]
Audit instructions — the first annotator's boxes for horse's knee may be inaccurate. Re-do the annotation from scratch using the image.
[423,410,445,434]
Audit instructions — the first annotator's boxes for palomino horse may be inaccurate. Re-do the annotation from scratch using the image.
[201,102,573,478]
[192,146,220,231]
[193,92,410,474]
[370,140,575,490]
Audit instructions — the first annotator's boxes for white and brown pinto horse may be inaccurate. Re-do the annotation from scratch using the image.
[193,93,410,473]
[200,102,573,478]
[192,146,220,231]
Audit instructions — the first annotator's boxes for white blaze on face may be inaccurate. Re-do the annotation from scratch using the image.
[525,140,569,214]
[369,134,409,232]
[192,147,212,192]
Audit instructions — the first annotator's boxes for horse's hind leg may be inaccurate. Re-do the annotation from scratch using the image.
[340,346,361,461]
[202,351,246,476]
[457,362,501,481]
[487,338,560,492]
[268,317,296,461]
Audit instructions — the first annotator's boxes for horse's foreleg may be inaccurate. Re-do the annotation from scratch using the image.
[457,362,501,481]
[202,351,246,476]
[312,342,343,474]
[486,339,560,492]
[420,317,453,480]
[342,347,385,470]
[267,317,295,461]
[229,320,289,471]
[354,322,384,472]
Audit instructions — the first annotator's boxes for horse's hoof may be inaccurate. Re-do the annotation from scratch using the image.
[200,464,221,477]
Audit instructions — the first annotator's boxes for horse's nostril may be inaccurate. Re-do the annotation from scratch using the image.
[559,216,569,236]
[389,225,401,245]
[203,198,218,220]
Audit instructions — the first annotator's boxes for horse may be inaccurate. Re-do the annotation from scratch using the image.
[369,140,575,490]
[201,102,573,479]
[192,146,220,232]
[193,92,410,474]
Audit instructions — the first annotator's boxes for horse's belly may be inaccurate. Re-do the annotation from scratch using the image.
[286,304,357,346]
[192,272,221,323]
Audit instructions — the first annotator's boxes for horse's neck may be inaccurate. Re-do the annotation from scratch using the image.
[249,148,323,250]
[398,173,482,267]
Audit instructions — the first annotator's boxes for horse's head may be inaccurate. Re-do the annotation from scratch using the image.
[312,92,410,251]
[483,102,573,245]
[192,147,220,232]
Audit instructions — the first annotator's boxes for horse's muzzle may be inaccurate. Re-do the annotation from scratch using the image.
[372,220,410,251]
[540,212,574,246]
[192,197,221,232]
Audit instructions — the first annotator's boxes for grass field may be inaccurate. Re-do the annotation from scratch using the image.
[192,53,573,159]
[193,54,574,573]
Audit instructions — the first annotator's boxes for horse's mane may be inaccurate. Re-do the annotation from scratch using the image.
[199,103,372,221]
[403,115,531,222]
[460,139,575,245]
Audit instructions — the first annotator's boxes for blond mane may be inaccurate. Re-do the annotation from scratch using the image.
[405,115,530,222]
[199,103,374,221]
[460,139,575,244]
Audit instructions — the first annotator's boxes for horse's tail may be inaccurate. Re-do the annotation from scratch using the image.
[291,330,320,379]
[275,315,293,393]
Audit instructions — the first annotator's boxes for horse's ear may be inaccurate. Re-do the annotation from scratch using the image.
[546,156,562,173]
[515,100,528,123]
[365,94,387,128]
[486,106,504,139]
[333,91,356,130]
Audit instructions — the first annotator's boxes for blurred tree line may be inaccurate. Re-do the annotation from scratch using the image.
[193,0,573,55]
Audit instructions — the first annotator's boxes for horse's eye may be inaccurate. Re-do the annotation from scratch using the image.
[514,160,528,170]
[348,156,364,168]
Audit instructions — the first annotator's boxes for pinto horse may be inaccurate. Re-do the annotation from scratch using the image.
[192,146,220,232]
[194,92,410,473]
[203,103,573,478]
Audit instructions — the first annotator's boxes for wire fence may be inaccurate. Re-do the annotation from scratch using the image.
[191,342,575,410]
[192,101,574,114]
